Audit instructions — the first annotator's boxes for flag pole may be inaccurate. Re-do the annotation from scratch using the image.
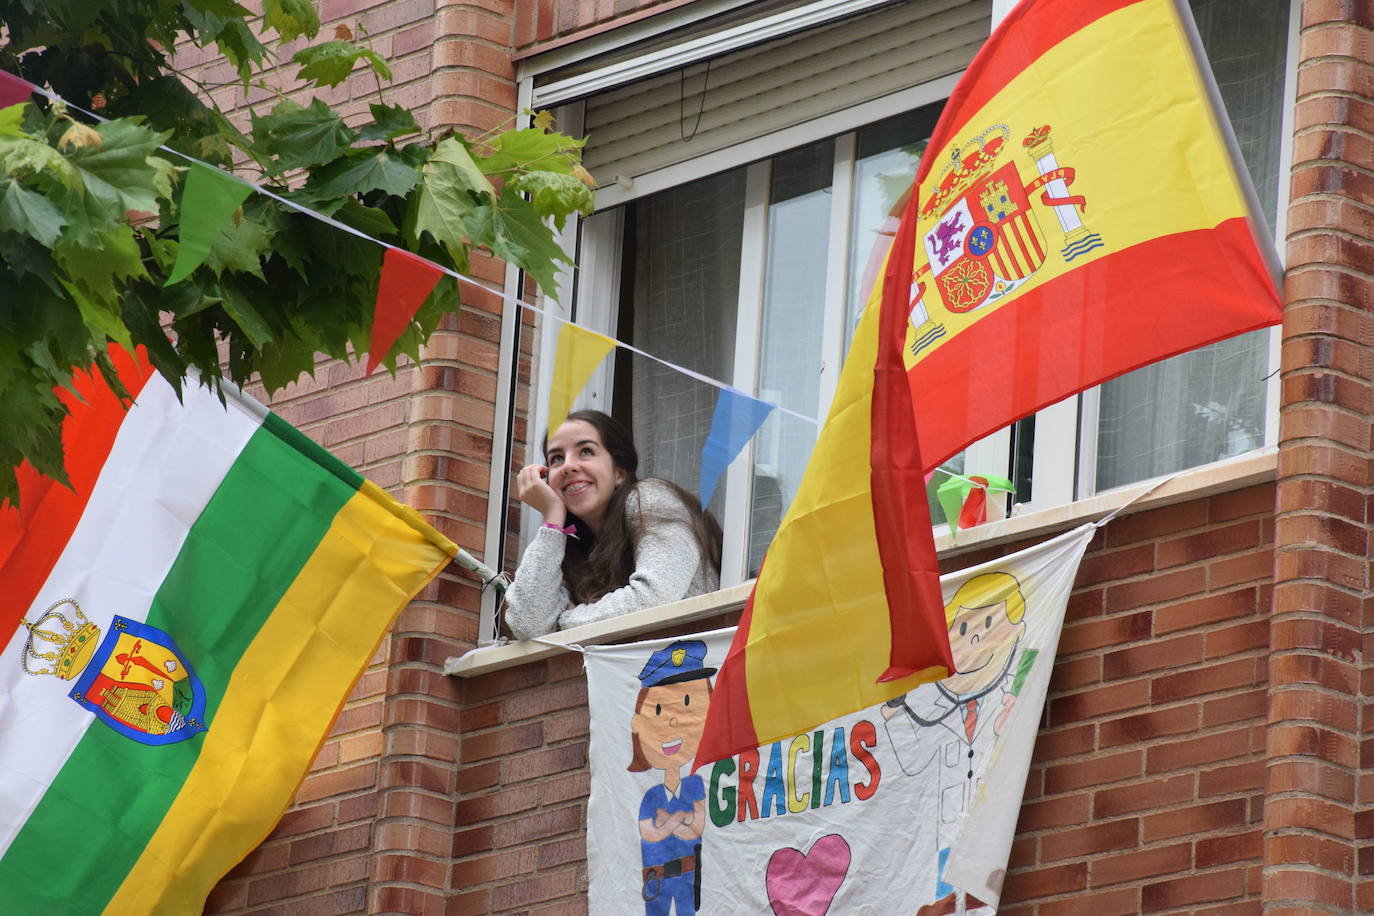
[1171,0,1286,289]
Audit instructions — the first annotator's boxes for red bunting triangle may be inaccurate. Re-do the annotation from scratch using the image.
[0,71,35,108]
[366,247,445,375]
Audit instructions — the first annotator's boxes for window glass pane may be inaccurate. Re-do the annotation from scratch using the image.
[1095,0,1285,491]
[748,140,834,575]
[626,169,745,513]
[846,105,942,345]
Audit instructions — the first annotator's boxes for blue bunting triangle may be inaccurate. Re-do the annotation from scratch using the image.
[699,388,775,507]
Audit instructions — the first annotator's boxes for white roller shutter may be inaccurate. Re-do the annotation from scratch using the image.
[576,0,989,190]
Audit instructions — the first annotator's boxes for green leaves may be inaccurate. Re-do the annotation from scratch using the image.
[253,99,358,173]
[292,40,392,89]
[263,0,320,43]
[0,182,68,245]
[0,0,591,508]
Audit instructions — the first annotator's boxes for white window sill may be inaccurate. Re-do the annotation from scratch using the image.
[444,447,1276,678]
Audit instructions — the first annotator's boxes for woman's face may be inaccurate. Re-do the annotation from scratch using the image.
[633,681,712,772]
[546,419,626,531]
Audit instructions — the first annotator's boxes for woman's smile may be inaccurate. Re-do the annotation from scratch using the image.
[660,739,684,756]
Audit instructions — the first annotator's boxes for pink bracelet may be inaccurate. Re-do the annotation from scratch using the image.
[543,522,577,536]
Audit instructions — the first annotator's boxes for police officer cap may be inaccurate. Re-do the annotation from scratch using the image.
[638,639,716,688]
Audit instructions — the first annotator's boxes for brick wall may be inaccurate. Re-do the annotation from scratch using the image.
[1267,1,1374,912]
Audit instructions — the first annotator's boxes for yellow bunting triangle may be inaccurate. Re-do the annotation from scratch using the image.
[547,323,617,431]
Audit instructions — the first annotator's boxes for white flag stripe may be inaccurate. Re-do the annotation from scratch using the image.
[0,376,261,859]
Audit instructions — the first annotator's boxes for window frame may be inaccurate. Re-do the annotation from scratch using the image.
[488,0,1299,644]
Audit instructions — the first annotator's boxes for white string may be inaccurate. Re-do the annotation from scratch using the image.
[1092,472,1182,529]
[35,86,821,427]
[528,636,586,655]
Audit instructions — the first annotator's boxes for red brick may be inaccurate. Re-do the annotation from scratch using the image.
[1141,798,1249,843]
[1040,818,1139,861]
[1270,652,1359,694]
[1201,760,1266,797]
[1268,723,1359,767]
[1059,611,1152,654]
[1262,867,1355,909]
[1049,678,1150,725]
[298,764,377,804]
[461,722,543,761]
[1142,868,1247,910]
[1033,724,1096,760]
[1094,774,1195,818]
[501,742,587,783]
[1091,841,1192,887]
[1075,544,1155,585]
[1270,616,1360,660]
[1267,759,1355,803]
[1037,888,1140,915]
[1156,521,1262,568]
[1263,796,1356,840]
[1265,833,1355,873]
[1104,566,1207,613]
[1001,862,1089,903]
[1044,750,1143,794]
[1204,619,1270,659]
[1016,792,1091,832]
[1146,727,1253,774]
[489,870,579,909]
[1210,550,1275,588]
[1103,499,1210,547]
[1270,687,1359,731]
[1049,654,1101,691]
[1203,688,1268,728]
[1099,704,1200,747]
[1209,485,1277,523]
[1102,633,1204,679]
[1154,588,1260,635]
[1152,657,1260,703]
[492,805,585,847]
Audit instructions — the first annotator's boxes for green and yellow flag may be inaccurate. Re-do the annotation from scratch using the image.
[0,346,455,914]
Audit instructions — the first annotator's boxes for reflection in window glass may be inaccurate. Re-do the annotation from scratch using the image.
[626,169,745,515]
[749,141,834,575]
[846,105,942,346]
[1095,0,1285,491]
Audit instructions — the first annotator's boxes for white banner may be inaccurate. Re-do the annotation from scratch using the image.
[585,524,1093,915]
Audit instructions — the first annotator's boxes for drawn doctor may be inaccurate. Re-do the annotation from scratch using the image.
[628,639,715,915]
[881,571,1034,913]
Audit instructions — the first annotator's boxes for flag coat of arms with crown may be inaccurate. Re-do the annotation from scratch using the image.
[22,600,208,745]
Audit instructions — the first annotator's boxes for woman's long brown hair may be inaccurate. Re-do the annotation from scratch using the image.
[557,410,723,605]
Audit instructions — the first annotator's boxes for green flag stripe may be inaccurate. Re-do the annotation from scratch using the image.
[0,421,356,914]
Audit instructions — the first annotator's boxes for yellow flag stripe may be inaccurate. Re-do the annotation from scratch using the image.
[910,0,1246,360]
[107,483,453,915]
[548,323,617,431]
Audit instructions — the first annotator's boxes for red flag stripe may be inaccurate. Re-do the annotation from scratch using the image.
[0,70,34,108]
[871,192,954,681]
[911,217,1277,469]
[916,0,1142,185]
[0,346,156,636]
[366,247,446,375]
[692,566,763,769]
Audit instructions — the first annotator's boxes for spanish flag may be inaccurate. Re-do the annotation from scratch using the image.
[697,0,1281,763]
[0,347,455,914]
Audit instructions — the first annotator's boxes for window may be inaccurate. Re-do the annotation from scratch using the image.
[525,0,1294,592]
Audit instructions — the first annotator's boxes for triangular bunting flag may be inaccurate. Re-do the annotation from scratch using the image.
[0,71,34,108]
[699,388,774,507]
[165,162,253,286]
[547,323,617,431]
[365,247,445,375]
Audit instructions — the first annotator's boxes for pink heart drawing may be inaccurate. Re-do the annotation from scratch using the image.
[765,834,852,916]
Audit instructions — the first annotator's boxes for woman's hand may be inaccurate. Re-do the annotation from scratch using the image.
[515,464,567,527]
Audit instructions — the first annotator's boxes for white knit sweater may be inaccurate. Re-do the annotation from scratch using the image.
[503,479,719,640]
